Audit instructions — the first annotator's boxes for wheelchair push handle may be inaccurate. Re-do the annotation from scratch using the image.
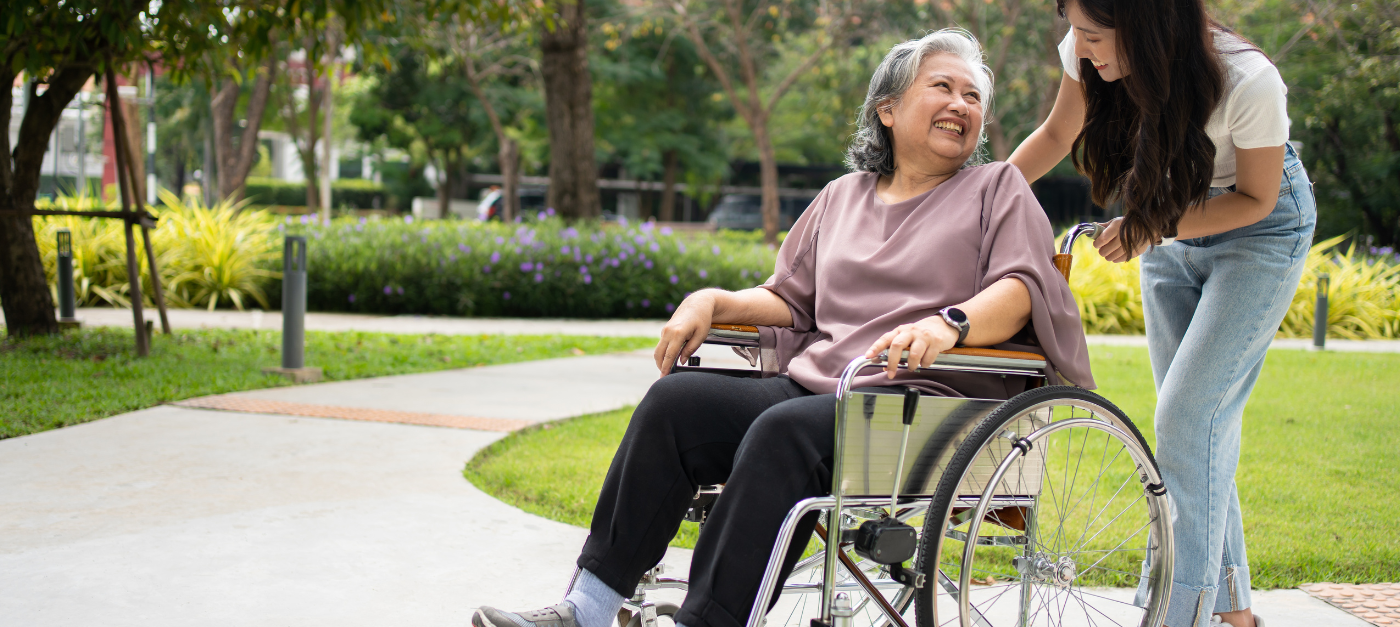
[1055,221,1105,282]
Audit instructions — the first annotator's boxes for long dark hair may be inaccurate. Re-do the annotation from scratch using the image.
[1058,0,1225,252]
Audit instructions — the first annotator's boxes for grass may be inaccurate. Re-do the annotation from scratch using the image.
[0,327,654,439]
[465,346,1400,588]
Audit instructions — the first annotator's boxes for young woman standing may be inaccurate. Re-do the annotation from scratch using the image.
[1007,1,1315,626]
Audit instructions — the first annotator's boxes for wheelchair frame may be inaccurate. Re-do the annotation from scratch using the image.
[613,223,1175,627]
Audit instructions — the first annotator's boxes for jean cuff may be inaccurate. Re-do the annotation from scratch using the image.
[1164,581,1216,627]
[1212,564,1252,614]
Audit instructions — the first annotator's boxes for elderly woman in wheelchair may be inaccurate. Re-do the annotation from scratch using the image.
[476,29,1172,627]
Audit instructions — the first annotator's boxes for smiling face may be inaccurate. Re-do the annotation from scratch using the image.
[1065,1,1126,81]
[876,52,984,175]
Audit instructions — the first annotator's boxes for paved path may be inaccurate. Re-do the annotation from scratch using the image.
[65,306,1400,352]
[0,316,1379,625]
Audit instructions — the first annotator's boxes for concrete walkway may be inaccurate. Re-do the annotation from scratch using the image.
[0,316,1379,625]
[66,306,1400,352]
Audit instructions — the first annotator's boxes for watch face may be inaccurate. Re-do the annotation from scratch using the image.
[945,308,968,324]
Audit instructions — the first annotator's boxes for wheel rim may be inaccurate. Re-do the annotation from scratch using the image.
[929,396,1172,627]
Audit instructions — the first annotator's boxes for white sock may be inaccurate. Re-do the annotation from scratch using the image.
[564,569,626,627]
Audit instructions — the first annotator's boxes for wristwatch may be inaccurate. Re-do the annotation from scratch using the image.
[938,306,970,345]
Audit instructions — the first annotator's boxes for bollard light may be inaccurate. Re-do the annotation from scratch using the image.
[263,235,321,382]
[56,229,77,323]
[1312,273,1330,351]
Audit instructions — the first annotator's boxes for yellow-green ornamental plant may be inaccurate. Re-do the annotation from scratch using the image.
[1280,235,1400,340]
[155,190,281,311]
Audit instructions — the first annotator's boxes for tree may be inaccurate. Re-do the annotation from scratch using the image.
[593,4,732,221]
[540,0,603,219]
[349,46,490,215]
[209,54,278,203]
[671,0,865,244]
[0,0,225,336]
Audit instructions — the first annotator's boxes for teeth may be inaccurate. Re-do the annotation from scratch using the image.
[934,121,964,134]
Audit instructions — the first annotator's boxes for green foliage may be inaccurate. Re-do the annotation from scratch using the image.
[466,346,1400,587]
[289,216,777,318]
[0,326,654,439]
[34,191,282,311]
[1065,232,1400,339]
[243,177,386,209]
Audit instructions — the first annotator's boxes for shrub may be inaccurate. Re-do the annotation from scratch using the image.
[286,214,778,318]
[34,191,281,311]
[243,177,385,209]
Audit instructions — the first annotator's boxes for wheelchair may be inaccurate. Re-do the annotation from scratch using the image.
[611,223,1174,627]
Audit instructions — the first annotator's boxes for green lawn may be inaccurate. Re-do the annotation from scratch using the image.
[0,327,654,439]
[465,346,1400,588]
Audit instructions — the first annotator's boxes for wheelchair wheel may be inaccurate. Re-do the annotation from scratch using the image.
[764,507,923,627]
[914,386,1173,627]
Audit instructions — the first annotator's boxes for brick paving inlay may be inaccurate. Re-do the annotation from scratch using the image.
[1303,582,1400,626]
[172,395,533,432]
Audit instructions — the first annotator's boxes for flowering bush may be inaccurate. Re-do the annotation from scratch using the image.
[286,213,778,318]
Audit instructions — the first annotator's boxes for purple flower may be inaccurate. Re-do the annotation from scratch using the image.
[584,275,593,284]
[677,243,687,253]
[645,260,654,269]
[520,262,534,272]
[642,299,650,307]
[618,216,629,226]
[300,215,310,224]
[699,269,708,279]
[585,254,594,263]
[384,286,393,295]
[348,294,356,303]
[490,251,501,263]
[459,243,471,253]
[660,226,673,236]
[404,215,414,224]
[669,275,679,284]
[665,303,675,312]
[397,286,404,295]
[537,211,547,221]
[448,254,457,262]
[650,242,660,253]
[561,227,579,240]
[619,251,629,260]
[503,291,511,300]
[359,217,367,225]
[547,207,556,216]
[712,245,721,255]
[496,236,506,244]
[561,245,571,254]
[483,265,492,273]
[514,247,522,254]
[534,273,544,283]
[535,262,544,271]
[741,269,749,279]
[640,222,654,232]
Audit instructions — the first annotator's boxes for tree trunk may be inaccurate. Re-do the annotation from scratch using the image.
[304,56,321,213]
[753,117,780,246]
[437,150,455,219]
[122,98,145,204]
[540,0,601,220]
[0,66,91,336]
[660,149,678,222]
[499,138,521,222]
[210,57,277,203]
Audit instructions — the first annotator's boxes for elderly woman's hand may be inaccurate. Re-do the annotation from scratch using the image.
[655,291,716,376]
[865,315,962,378]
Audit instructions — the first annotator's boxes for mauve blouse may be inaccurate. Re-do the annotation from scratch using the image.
[757,162,1095,399]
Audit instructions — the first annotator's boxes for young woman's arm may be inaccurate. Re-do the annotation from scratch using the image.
[1093,144,1287,262]
[1007,73,1086,184]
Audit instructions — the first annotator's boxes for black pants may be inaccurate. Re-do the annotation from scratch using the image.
[578,373,892,627]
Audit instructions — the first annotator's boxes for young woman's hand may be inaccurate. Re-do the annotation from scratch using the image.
[655,291,716,375]
[1093,217,1150,263]
[865,316,962,379]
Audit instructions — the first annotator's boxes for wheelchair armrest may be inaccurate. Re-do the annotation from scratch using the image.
[880,347,1047,377]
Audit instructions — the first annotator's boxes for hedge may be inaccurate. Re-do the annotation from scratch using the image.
[284,213,777,318]
[244,177,385,209]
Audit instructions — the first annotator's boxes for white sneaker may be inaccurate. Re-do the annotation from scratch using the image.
[1208,614,1264,627]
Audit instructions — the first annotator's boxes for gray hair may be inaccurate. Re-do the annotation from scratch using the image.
[845,28,995,175]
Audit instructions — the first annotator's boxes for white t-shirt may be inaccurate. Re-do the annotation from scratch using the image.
[1058,30,1289,187]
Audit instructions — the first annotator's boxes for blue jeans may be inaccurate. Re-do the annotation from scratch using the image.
[1140,143,1315,627]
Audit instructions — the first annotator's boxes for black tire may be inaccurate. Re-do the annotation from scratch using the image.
[913,386,1171,627]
